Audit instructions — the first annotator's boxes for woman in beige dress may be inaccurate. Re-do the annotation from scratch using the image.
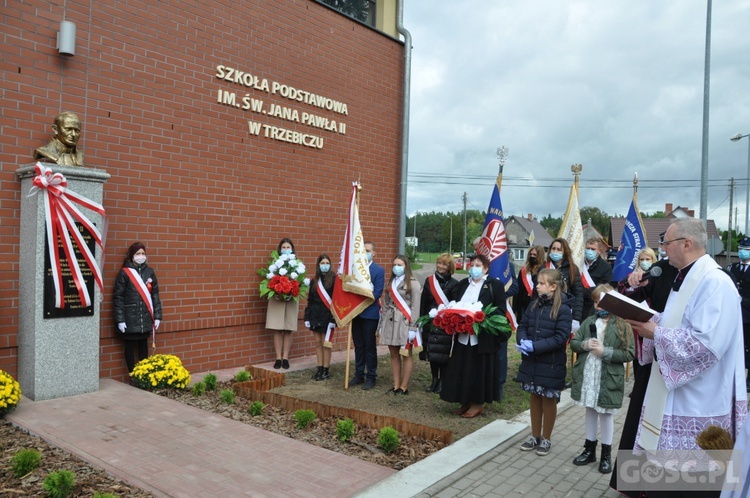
[266,238,299,369]
[379,254,421,394]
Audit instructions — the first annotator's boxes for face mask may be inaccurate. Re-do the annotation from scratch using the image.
[549,252,563,262]
[280,249,292,255]
[392,265,404,277]
[595,309,610,318]
[468,267,484,279]
[658,248,667,259]
[528,256,537,264]
[740,249,750,261]
[585,249,597,262]
[319,264,330,273]
[366,252,373,262]
[640,261,652,271]
[133,255,147,265]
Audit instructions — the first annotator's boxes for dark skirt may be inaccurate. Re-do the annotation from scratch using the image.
[440,341,500,405]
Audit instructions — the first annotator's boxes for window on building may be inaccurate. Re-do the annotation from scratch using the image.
[317,0,376,27]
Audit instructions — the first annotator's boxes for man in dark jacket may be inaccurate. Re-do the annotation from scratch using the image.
[726,235,750,391]
[581,237,613,318]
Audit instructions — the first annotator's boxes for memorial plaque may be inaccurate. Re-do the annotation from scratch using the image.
[43,222,96,318]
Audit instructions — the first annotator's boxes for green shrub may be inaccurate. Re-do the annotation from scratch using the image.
[202,373,218,391]
[219,388,235,404]
[191,381,206,396]
[294,409,316,429]
[11,448,41,478]
[378,426,400,453]
[249,401,264,416]
[43,470,75,498]
[336,418,355,442]
[235,370,251,382]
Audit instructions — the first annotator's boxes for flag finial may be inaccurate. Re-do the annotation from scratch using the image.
[497,146,509,174]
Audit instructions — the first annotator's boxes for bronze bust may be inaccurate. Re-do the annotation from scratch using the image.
[34,111,84,167]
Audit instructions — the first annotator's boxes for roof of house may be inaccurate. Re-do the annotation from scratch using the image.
[506,215,555,247]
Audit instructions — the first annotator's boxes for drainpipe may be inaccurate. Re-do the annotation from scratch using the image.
[396,0,412,255]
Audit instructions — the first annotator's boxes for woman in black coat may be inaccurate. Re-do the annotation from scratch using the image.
[113,242,163,373]
[513,245,546,324]
[304,254,336,381]
[420,253,459,393]
[440,254,509,418]
[547,237,583,323]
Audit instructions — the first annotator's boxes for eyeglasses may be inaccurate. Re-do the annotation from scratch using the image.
[659,237,686,247]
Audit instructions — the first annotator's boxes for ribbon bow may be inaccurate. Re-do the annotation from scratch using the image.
[29,163,107,308]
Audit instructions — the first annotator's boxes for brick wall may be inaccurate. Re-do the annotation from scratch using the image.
[0,0,404,380]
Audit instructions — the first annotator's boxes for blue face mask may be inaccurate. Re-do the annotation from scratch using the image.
[549,252,563,263]
[319,264,330,273]
[468,266,484,279]
[280,248,292,255]
[392,265,404,277]
[595,309,610,318]
[740,249,750,261]
[366,252,373,262]
[640,261,652,271]
[585,249,597,262]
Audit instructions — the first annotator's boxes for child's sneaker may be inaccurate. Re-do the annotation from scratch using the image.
[536,438,552,456]
[519,435,540,451]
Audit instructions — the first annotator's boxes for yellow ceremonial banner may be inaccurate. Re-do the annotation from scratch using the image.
[558,182,585,268]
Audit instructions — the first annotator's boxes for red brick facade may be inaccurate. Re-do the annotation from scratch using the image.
[1,1,404,380]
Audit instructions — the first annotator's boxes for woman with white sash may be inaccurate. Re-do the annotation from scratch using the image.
[513,245,546,324]
[379,254,421,395]
[113,242,163,374]
[304,254,336,381]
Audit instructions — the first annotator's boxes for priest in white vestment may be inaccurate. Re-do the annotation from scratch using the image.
[628,218,747,456]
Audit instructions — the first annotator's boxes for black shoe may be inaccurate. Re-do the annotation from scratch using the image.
[426,378,438,392]
[312,366,323,380]
[433,379,442,394]
[349,376,365,386]
[573,439,597,466]
[282,359,290,369]
[362,380,375,390]
[273,359,282,369]
[395,388,409,395]
[316,368,329,381]
[599,444,613,474]
[385,387,397,394]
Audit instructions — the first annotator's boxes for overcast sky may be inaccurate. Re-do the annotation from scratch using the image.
[402,1,750,232]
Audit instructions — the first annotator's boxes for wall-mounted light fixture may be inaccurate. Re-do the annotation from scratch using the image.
[57,21,76,56]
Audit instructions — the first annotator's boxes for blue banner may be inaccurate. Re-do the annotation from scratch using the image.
[612,198,647,282]
[476,181,511,287]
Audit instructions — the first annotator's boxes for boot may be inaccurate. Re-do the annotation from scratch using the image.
[312,366,323,380]
[572,439,597,466]
[316,367,330,381]
[433,379,442,394]
[598,444,613,474]
[426,377,439,392]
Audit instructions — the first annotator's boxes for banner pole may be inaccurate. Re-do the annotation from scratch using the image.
[344,322,353,390]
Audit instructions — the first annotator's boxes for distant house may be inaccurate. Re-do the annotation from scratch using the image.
[608,203,724,259]
[505,214,555,263]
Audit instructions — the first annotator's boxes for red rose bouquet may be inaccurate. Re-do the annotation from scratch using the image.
[419,301,510,337]
[258,251,310,301]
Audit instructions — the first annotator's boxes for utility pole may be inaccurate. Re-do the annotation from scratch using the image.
[727,178,734,257]
[462,192,468,260]
[449,217,453,254]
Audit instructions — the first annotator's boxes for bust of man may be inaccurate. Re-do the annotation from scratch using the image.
[34,111,84,167]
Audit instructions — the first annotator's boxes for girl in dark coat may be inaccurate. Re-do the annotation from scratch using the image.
[440,254,508,418]
[420,252,459,393]
[515,268,573,456]
[513,245,546,324]
[304,254,336,381]
[547,237,583,323]
[113,242,163,373]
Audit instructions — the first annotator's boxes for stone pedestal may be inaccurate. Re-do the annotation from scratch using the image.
[16,164,110,401]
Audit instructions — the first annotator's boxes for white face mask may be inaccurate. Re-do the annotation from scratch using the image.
[133,255,147,265]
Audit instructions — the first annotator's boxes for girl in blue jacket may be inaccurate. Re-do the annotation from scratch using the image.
[515,268,573,456]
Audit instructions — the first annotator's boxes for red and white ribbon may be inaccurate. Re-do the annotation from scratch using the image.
[323,322,336,348]
[29,163,106,308]
[316,279,332,310]
[519,267,534,296]
[402,328,423,354]
[581,264,595,289]
[427,274,448,306]
[505,298,518,331]
[389,278,412,323]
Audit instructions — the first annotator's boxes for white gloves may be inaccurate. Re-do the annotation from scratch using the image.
[154,320,160,330]
[118,322,126,333]
[305,321,311,328]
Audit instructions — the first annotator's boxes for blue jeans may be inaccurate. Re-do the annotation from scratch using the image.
[352,316,379,380]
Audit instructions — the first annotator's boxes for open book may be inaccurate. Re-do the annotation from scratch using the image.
[597,290,657,322]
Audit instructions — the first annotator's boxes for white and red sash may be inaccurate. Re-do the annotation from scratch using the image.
[401,328,423,355]
[427,274,449,306]
[581,263,595,289]
[389,277,412,323]
[519,267,534,296]
[323,322,336,348]
[546,261,555,270]
[123,268,155,323]
[316,279,332,310]
[505,299,518,331]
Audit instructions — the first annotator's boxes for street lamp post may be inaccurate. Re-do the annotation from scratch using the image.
[731,133,750,234]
